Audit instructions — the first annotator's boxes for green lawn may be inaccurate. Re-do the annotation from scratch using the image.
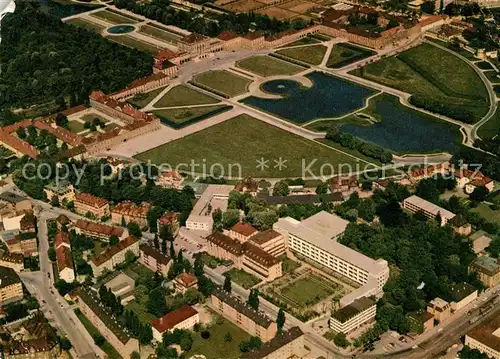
[81,114,108,123]
[280,256,301,273]
[223,268,261,289]
[472,202,500,223]
[134,114,375,178]
[152,105,230,125]
[192,70,253,97]
[476,61,494,70]
[183,315,251,359]
[67,120,86,134]
[66,18,105,33]
[477,104,500,140]
[425,37,477,61]
[128,262,155,277]
[485,70,500,84]
[74,310,123,359]
[127,86,167,108]
[125,299,157,324]
[279,36,321,48]
[201,253,222,269]
[326,43,375,68]
[275,45,327,65]
[108,35,161,54]
[277,274,340,308]
[236,55,305,77]
[352,43,489,122]
[153,85,220,107]
[138,24,182,43]
[89,9,139,24]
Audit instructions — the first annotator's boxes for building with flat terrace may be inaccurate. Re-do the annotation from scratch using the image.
[274,211,389,307]
[186,185,234,232]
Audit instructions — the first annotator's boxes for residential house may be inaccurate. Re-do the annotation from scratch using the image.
[173,272,198,293]
[5,233,38,257]
[157,170,184,190]
[43,180,75,204]
[407,310,434,334]
[469,257,500,288]
[455,168,494,194]
[151,306,199,342]
[74,193,110,219]
[139,244,172,276]
[240,327,304,359]
[55,232,75,283]
[111,201,152,228]
[0,266,23,304]
[330,175,358,196]
[0,192,32,214]
[19,213,36,233]
[427,297,451,322]
[450,283,478,311]
[234,178,259,196]
[157,211,180,237]
[211,288,277,342]
[74,219,125,241]
[329,297,376,334]
[90,236,139,277]
[449,215,472,236]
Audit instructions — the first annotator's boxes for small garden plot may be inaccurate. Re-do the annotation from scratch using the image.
[90,9,139,24]
[275,44,327,65]
[223,268,261,289]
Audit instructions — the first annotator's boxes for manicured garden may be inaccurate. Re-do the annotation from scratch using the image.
[275,44,327,65]
[153,85,220,107]
[183,315,251,359]
[135,114,373,177]
[191,70,253,97]
[279,36,321,48]
[90,9,139,24]
[352,43,490,122]
[472,202,500,223]
[152,105,232,128]
[67,120,86,134]
[223,268,261,289]
[108,35,161,54]
[477,106,500,140]
[326,43,376,68]
[236,55,305,77]
[66,18,106,33]
[128,86,167,108]
[138,24,182,43]
[485,70,500,84]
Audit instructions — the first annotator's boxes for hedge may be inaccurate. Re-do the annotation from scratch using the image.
[155,105,233,129]
[268,53,311,69]
[187,80,230,99]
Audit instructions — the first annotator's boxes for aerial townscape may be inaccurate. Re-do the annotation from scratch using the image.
[4,0,500,357]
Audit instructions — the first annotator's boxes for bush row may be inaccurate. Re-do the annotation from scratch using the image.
[157,106,233,129]
[188,80,230,99]
[409,95,475,124]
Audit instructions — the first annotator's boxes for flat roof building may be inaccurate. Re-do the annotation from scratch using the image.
[0,266,23,305]
[469,256,500,288]
[274,211,389,306]
[330,297,376,334]
[403,195,455,226]
[240,327,304,359]
[465,315,500,358]
[186,185,233,232]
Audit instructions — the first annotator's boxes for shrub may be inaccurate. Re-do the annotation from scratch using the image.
[201,330,210,339]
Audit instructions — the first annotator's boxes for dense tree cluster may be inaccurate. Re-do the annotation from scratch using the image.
[114,0,310,38]
[453,146,500,181]
[99,285,123,316]
[409,95,475,124]
[0,2,152,109]
[325,127,393,163]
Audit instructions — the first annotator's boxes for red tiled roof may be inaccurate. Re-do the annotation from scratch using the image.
[112,201,152,219]
[175,272,198,287]
[75,193,108,209]
[61,105,87,116]
[217,31,239,41]
[54,231,71,250]
[160,170,182,181]
[75,219,124,238]
[181,33,207,44]
[158,211,180,226]
[155,49,180,61]
[152,305,198,333]
[231,222,257,237]
[92,236,137,266]
[56,246,74,271]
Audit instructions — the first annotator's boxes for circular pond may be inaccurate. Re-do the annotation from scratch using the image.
[261,79,303,96]
[107,25,135,34]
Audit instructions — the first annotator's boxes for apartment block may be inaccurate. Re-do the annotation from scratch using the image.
[156,170,184,190]
[274,211,389,307]
[43,180,75,203]
[240,327,304,359]
[469,256,500,288]
[211,288,277,342]
[0,192,32,214]
[157,211,180,237]
[228,222,258,243]
[0,253,24,272]
[206,232,282,281]
[329,297,376,334]
[74,219,125,241]
[111,201,152,228]
[465,315,500,359]
[0,266,23,305]
[90,236,139,277]
[5,234,38,257]
[55,231,75,283]
[139,244,172,276]
[402,195,455,226]
[76,288,139,358]
[249,230,285,257]
[427,297,451,322]
[74,193,110,219]
[152,306,199,342]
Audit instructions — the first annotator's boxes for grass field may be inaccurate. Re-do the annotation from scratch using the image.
[476,61,494,70]
[81,114,108,123]
[275,44,327,65]
[277,274,340,308]
[66,18,105,33]
[128,86,167,108]
[74,310,123,359]
[223,268,261,289]
[326,43,375,68]
[485,70,500,84]
[125,299,157,324]
[236,55,305,77]
[425,37,477,60]
[90,9,138,24]
[192,70,253,97]
[353,43,489,122]
[138,24,182,43]
[280,256,301,273]
[184,314,251,359]
[135,114,374,178]
[478,106,500,140]
[472,202,500,223]
[152,105,229,125]
[279,36,321,48]
[68,121,86,134]
[108,35,161,54]
[153,85,219,107]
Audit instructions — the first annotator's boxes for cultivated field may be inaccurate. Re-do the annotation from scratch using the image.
[90,9,139,24]
[236,55,305,77]
[353,43,489,122]
[153,85,220,107]
[66,18,106,33]
[107,35,161,54]
[138,23,182,44]
[134,114,372,177]
[192,70,253,97]
[276,44,327,65]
